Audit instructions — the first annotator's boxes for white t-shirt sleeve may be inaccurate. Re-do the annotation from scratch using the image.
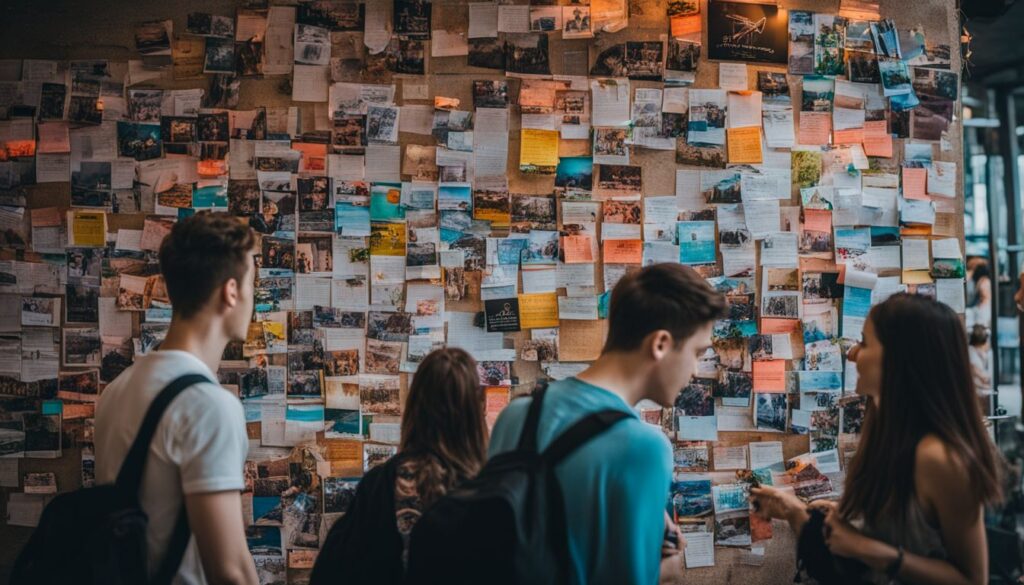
[167,385,249,495]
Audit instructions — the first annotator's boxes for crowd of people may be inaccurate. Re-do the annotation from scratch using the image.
[79,215,1008,585]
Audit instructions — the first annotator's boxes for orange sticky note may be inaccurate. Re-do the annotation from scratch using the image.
[562,234,595,263]
[671,14,701,37]
[797,111,832,146]
[862,120,893,157]
[803,208,832,233]
[760,318,800,334]
[602,239,643,264]
[902,167,928,200]
[726,126,763,164]
[752,359,787,392]
[832,126,865,145]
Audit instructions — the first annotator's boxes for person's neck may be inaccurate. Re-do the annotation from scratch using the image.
[575,351,651,407]
[159,313,229,374]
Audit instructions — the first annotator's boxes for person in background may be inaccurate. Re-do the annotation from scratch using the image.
[967,260,992,328]
[310,347,489,585]
[751,294,1003,585]
[968,324,993,396]
[95,213,259,585]
[488,263,727,585]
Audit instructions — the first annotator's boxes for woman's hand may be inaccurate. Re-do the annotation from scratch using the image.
[749,486,801,520]
[750,486,811,533]
[823,508,870,559]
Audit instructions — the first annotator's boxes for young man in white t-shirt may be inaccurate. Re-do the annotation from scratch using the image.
[95,213,259,585]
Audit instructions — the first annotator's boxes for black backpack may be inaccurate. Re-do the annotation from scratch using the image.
[406,382,630,585]
[11,374,212,585]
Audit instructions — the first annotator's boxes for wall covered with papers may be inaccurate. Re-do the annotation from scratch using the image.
[0,0,963,582]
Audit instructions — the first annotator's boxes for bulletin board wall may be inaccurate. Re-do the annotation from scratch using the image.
[0,0,963,583]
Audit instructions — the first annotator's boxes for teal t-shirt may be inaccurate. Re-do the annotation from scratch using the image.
[488,377,673,585]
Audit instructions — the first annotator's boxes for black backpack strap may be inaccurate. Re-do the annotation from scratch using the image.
[115,373,213,585]
[516,379,549,453]
[541,409,631,466]
[116,373,214,491]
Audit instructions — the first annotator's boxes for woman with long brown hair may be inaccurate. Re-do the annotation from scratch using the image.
[751,293,1003,584]
[310,347,488,585]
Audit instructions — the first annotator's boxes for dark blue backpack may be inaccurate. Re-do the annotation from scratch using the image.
[406,381,630,585]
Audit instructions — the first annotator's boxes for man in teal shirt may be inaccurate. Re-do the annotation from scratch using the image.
[489,263,727,585]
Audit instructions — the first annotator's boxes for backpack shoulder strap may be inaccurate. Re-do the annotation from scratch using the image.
[115,372,212,585]
[115,373,214,492]
[541,409,631,466]
[515,379,549,454]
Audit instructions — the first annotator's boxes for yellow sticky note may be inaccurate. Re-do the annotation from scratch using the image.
[67,210,107,247]
[902,269,934,284]
[518,292,560,329]
[519,129,560,172]
[726,126,762,164]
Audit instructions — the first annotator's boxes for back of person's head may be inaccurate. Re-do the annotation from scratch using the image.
[603,263,727,354]
[400,347,487,504]
[841,293,1002,524]
[969,324,990,347]
[158,212,256,322]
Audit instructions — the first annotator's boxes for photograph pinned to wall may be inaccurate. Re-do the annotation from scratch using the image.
[116,122,162,161]
[758,72,789,104]
[813,13,846,75]
[912,96,954,142]
[504,34,551,76]
[800,76,835,113]
[870,19,901,58]
[186,12,235,38]
[706,0,788,65]
[135,20,172,56]
[756,392,788,432]
[529,6,562,32]
[847,50,880,83]
[127,89,163,123]
[625,41,664,81]
[911,68,958,101]
[294,23,331,66]
[594,164,642,198]
[469,38,505,70]
[676,141,726,169]
[297,2,364,31]
[366,105,400,144]
[665,39,700,86]
[878,57,913,96]
[394,0,431,39]
[472,80,510,109]
[562,6,593,39]
[590,44,627,77]
[687,89,727,146]
[787,10,815,74]
[203,38,236,74]
[593,127,630,165]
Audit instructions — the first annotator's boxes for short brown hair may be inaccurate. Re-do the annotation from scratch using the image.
[158,212,256,319]
[603,263,727,353]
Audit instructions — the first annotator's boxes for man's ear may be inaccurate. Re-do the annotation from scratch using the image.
[221,277,239,313]
[648,329,673,361]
